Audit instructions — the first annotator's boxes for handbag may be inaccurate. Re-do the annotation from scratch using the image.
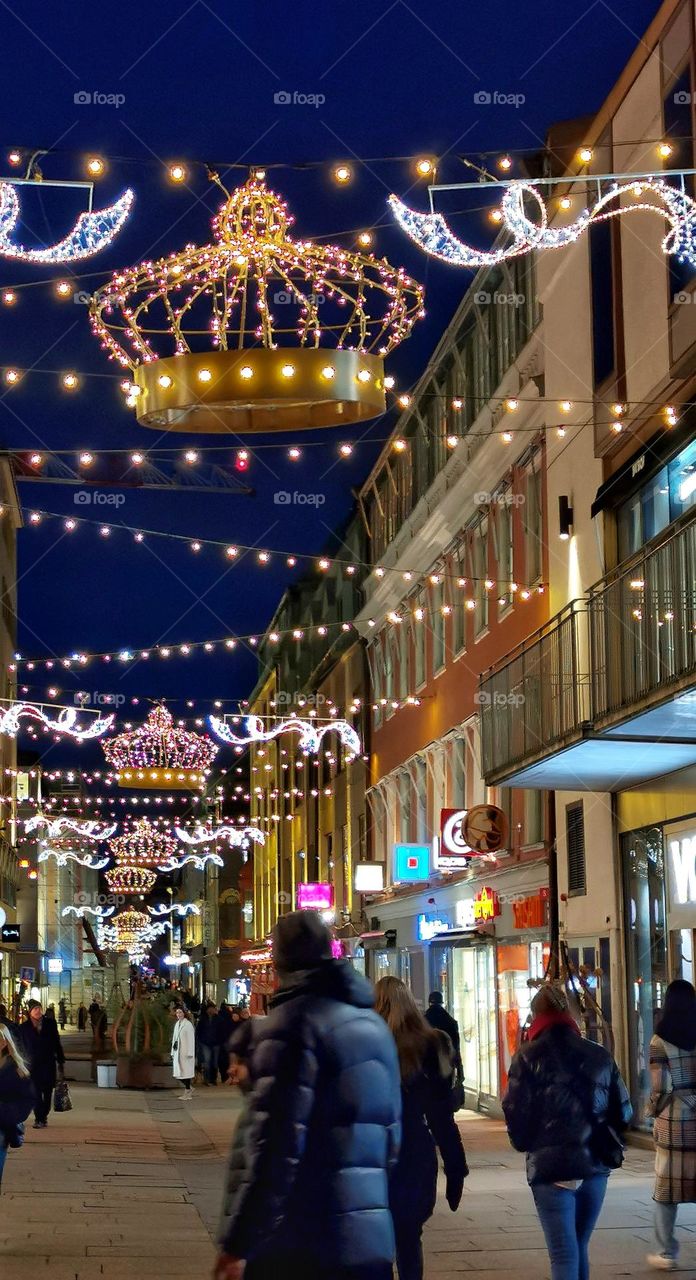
[589,1121,625,1170]
[451,1074,465,1112]
[53,1078,73,1113]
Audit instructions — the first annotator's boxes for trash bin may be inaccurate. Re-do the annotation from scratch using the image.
[97,1061,118,1088]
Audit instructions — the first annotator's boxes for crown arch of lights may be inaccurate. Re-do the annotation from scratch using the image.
[107,817,180,867]
[390,176,696,271]
[102,705,218,789]
[0,183,133,263]
[90,176,424,434]
[209,713,361,757]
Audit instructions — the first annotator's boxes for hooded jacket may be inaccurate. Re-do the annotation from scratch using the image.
[503,1021,632,1185]
[220,960,401,1268]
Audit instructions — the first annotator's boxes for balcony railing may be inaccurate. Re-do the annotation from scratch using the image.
[480,507,696,785]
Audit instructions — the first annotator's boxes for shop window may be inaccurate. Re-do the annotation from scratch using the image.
[566,800,586,896]
[617,439,696,562]
[621,826,668,1127]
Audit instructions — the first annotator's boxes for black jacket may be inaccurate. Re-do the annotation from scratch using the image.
[424,1004,462,1070]
[390,1031,468,1227]
[0,1056,35,1143]
[20,1018,65,1087]
[503,1023,632,1185]
[220,960,401,1268]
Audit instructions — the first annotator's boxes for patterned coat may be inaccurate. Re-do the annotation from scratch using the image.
[649,1034,696,1203]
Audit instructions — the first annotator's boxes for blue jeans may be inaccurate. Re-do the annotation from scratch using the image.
[654,1201,678,1260]
[0,1142,7,1189]
[532,1176,608,1280]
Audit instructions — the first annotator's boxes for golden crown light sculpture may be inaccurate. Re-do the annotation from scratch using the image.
[102,704,218,789]
[89,175,425,433]
[104,817,181,895]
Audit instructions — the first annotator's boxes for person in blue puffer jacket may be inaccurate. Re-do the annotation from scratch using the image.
[214,910,402,1280]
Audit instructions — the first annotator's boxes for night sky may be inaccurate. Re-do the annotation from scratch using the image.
[0,0,662,770]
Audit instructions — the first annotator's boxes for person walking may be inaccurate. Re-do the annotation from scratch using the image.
[218,1019,256,1246]
[171,1006,195,1099]
[0,1025,34,1189]
[374,976,468,1280]
[646,978,696,1270]
[20,999,66,1129]
[58,998,67,1030]
[214,909,401,1280]
[77,1003,87,1032]
[424,990,463,1088]
[503,984,632,1280]
[197,1002,220,1085]
[88,997,101,1044]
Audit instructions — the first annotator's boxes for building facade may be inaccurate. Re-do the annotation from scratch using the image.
[478,0,696,1124]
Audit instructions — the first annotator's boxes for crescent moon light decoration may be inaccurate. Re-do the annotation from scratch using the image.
[389,178,696,271]
[208,714,361,757]
[0,184,134,263]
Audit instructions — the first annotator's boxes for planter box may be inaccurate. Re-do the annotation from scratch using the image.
[97,1061,118,1088]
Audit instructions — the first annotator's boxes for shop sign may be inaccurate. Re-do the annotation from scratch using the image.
[512,893,547,930]
[354,863,385,893]
[439,809,474,869]
[417,913,453,942]
[393,842,430,884]
[296,882,334,911]
[463,805,509,857]
[47,958,63,974]
[455,898,476,929]
[473,886,500,921]
[1,924,19,942]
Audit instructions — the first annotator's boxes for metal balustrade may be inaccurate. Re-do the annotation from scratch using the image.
[480,508,696,785]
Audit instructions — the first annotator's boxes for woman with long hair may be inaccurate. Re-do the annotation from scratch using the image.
[503,984,632,1280]
[374,977,468,1280]
[0,1024,34,1189]
[647,978,696,1270]
[171,1006,196,1099]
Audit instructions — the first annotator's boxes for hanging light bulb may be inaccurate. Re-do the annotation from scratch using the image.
[498,156,512,171]
[55,280,72,298]
[578,147,593,164]
[86,157,105,177]
[334,164,352,184]
[169,163,187,183]
[62,373,79,390]
[357,231,373,247]
[2,290,16,306]
[415,157,435,177]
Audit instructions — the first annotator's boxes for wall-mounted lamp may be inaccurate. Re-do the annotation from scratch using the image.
[559,494,574,540]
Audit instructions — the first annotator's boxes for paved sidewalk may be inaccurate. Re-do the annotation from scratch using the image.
[1,1084,696,1277]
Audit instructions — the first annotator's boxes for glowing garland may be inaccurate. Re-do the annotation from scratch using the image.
[389,178,696,270]
[37,846,110,870]
[25,815,117,841]
[0,702,114,739]
[0,184,134,263]
[148,903,201,918]
[174,823,265,848]
[62,904,115,920]
[209,714,361,757]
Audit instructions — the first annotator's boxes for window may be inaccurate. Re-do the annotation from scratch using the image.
[524,789,544,846]
[450,737,466,810]
[398,625,409,701]
[415,759,428,842]
[452,566,465,655]
[432,581,445,673]
[589,216,617,386]
[414,594,426,687]
[399,772,411,842]
[384,632,394,713]
[616,438,696,560]
[372,645,382,729]
[663,65,695,300]
[497,498,514,613]
[566,801,586,896]
[473,518,489,635]
[525,465,543,584]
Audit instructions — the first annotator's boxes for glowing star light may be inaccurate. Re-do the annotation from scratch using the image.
[208,713,361,756]
[0,184,133,263]
[389,178,696,272]
[0,702,114,739]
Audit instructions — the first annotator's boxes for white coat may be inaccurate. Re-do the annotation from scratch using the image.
[171,1016,195,1080]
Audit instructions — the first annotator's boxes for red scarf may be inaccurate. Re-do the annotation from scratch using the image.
[528,1010,580,1042]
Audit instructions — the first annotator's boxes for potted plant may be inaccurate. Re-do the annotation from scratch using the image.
[112,984,173,1088]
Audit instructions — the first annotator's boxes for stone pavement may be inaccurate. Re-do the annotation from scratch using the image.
[1,1082,696,1278]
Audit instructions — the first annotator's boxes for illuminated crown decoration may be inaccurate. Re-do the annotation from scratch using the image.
[105,817,179,894]
[90,176,424,433]
[102,705,218,789]
[101,909,166,961]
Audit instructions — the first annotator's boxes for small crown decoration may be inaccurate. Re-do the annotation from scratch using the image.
[105,817,180,894]
[101,909,166,962]
[102,704,218,790]
[90,175,425,433]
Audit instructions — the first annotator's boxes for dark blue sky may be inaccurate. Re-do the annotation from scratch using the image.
[0,0,662,746]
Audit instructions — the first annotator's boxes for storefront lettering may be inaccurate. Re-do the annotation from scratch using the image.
[417,914,453,941]
[455,898,476,929]
[670,835,696,904]
[473,886,500,921]
[512,894,547,929]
